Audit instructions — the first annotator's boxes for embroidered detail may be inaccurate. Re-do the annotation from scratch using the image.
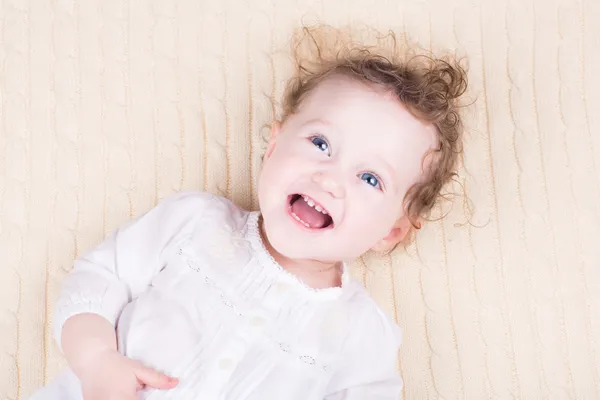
[57,298,103,311]
[279,342,292,353]
[299,355,316,365]
[244,212,347,298]
[187,259,201,273]
[205,276,216,287]
[220,294,233,308]
[179,246,331,373]
[57,286,106,313]
[181,248,242,317]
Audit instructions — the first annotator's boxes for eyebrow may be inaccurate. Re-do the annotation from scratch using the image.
[305,118,337,132]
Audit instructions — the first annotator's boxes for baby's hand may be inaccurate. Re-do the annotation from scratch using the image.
[78,349,178,400]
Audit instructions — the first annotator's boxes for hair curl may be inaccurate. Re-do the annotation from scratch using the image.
[281,26,468,230]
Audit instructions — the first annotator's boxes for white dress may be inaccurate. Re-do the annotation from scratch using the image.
[30,191,402,400]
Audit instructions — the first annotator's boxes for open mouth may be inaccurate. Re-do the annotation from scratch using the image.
[287,194,334,229]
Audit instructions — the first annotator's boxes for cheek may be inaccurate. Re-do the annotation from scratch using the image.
[267,148,307,177]
[258,151,298,197]
[350,195,398,235]
[362,215,394,239]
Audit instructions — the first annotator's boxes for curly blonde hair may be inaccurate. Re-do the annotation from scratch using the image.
[281,26,468,230]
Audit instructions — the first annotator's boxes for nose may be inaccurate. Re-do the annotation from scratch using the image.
[312,171,346,198]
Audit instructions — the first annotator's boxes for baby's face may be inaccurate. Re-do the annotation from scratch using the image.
[258,75,437,262]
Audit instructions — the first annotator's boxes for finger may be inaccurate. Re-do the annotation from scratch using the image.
[133,363,178,390]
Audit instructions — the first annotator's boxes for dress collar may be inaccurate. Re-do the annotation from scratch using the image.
[244,211,351,301]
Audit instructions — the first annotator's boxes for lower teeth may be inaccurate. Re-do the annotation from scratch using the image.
[291,212,310,228]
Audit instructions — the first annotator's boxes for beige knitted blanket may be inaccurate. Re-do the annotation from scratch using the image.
[1,0,599,399]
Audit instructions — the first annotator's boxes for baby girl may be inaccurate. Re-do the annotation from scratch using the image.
[30,28,467,400]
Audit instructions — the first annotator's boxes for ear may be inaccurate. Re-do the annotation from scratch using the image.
[265,120,282,159]
[371,216,415,253]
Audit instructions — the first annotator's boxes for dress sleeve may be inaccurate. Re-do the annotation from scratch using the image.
[324,302,403,400]
[52,191,214,349]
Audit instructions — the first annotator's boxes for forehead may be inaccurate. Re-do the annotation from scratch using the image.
[298,75,435,138]
[296,75,438,185]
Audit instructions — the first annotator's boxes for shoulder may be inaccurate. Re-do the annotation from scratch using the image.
[134,191,244,236]
[156,191,253,241]
[155,191,245,221]
[157,190,226,211]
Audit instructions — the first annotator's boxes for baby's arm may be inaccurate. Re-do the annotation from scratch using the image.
[61,313,120,378]
[61,313,177,399]
[51,192,212,395]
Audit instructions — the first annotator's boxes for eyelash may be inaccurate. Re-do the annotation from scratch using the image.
[308,135,384,191]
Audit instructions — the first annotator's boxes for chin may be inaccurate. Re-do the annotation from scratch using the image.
[268,233,341,262]
[266,230,302,258]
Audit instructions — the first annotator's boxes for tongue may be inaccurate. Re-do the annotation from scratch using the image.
[291,199,328,228]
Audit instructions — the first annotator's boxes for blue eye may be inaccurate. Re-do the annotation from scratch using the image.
[359,172,382,189]
[311,136,330,154]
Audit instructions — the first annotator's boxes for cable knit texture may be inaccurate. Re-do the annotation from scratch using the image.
[1,0,599,399]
